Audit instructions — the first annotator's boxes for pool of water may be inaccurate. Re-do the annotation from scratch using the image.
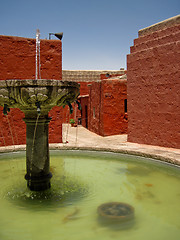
[0,150,180,240]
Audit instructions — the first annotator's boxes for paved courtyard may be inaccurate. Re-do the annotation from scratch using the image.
[57,124,180,166]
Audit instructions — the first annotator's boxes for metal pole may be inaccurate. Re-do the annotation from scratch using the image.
[36,29,41,79]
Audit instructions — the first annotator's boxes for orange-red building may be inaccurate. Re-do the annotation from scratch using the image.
[0,14,179,149]
[127,15,180,148]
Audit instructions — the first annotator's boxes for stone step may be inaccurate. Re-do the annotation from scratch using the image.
[133,24,180,46]
[130,30,180,53]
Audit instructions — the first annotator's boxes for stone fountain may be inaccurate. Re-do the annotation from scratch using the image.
[0,79,79,191]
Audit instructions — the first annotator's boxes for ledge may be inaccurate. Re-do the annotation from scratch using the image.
[138,14,180,37]
[0,142,179,167]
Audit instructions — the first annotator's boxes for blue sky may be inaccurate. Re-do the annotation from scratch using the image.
[0,0,179,70]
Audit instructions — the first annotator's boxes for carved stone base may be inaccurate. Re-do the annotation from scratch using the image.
[25,172,52,191]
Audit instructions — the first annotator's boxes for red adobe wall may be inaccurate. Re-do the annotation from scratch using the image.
[102,78,128,136]
[88,81,102,134]
[0,35,63,146]
[127,15,180,148]
[78,82,92,95]
[0,35,62,80]
[0,108,26,146]
[88,77,128,136]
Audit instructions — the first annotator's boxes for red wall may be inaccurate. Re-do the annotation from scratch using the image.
[0,35,63,146]
[0,108,26,146]
[102,79,127,136]
[79,82,92,95]
[127,16,180,148]
[0,35,62,80]
[88,79,128,136]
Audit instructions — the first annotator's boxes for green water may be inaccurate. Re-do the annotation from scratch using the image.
[0,150,180,240]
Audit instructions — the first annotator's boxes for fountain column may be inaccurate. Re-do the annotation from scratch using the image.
[24,115,52,191]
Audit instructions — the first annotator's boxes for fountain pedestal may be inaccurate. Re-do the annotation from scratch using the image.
[24,116,52,191]
[0,79,80,191]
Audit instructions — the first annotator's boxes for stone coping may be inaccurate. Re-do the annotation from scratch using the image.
[0,142,179,167]
[63,70,125,73]
[139,14,180,37]
[62,70,126,82]
[0,79,79,88]
[105,74,127,81]
[0,35,62,43]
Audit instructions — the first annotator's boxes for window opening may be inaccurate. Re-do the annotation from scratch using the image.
[93,107,96,119]
[124,99,127,113]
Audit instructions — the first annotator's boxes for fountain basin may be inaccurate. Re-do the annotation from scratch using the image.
[0,150,179,240]
[0,79,79,117]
